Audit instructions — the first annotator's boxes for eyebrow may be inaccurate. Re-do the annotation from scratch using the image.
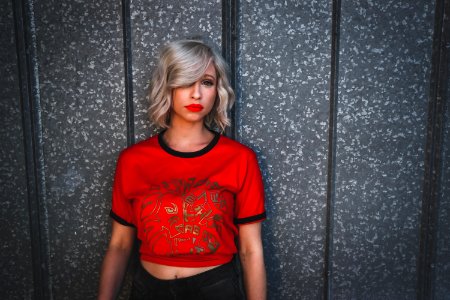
[203,73,216,80]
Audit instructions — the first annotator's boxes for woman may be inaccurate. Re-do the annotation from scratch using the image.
[98,39,266,300]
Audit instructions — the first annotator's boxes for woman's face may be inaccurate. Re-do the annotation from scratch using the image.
[170,63,217,126]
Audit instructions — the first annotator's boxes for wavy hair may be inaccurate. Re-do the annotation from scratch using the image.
[148,39,235,132]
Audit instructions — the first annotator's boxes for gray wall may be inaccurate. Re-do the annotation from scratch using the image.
[1,0,34,298]
[1,0,449,299]
[332,1,432,298]
[435,35,450,298]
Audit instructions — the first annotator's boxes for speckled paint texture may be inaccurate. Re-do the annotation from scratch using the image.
[239,1,331,298]
[3,0,447,298]
[34,0,126,298]
[435,70,450,299]
[131,0,222,141]
[332,0,434,298]
[0,1,34,298]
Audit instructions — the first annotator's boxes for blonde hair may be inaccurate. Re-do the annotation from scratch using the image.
[148,39,235,132]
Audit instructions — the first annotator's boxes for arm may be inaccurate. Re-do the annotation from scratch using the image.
[238,222,266,300]
[98,220,136,300]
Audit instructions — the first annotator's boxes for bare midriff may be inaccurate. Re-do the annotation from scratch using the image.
[141,260,221,280]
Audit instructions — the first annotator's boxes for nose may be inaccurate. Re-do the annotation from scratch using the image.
[191,82,201,100]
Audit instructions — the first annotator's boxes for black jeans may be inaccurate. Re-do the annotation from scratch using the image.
[129,260,245,300]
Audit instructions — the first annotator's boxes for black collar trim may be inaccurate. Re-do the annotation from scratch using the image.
[158,130,220,158]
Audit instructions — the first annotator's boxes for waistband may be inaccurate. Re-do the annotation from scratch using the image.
[136,260,235,287]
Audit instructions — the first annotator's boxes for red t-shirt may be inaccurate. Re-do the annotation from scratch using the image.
[110,131,266,267]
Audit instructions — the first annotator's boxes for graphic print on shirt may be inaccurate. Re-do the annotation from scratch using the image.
[139,177,231,256]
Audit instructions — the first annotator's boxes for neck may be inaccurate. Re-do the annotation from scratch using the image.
[163,120,214,152]
[166,118,208,139]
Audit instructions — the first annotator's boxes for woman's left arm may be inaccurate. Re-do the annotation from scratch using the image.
[238,222,266,300]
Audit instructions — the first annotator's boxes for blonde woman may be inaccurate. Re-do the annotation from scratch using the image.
[98,39,266,300]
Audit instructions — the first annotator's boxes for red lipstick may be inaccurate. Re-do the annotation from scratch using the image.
[185,104,204,112]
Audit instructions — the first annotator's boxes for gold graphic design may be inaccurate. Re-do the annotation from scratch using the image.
[140,178,230,256]
[164,202,178,214]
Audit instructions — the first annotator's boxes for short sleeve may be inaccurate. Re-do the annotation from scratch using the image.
[109,152,135,227]
[234,150,266,225]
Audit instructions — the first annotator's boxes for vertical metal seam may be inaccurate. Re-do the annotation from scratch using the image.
[222,0,238,140]
[121,0,135,146]
[13,0,51,298]
[323,0,341,298]
[417,0,449,298]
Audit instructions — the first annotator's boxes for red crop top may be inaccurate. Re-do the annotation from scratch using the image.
[110,131,266,267]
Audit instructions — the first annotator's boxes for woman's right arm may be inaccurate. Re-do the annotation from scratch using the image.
[98,220,136,300]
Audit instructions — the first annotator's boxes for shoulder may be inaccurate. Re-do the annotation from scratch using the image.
[217,135,258,159]
[118,134,160,163]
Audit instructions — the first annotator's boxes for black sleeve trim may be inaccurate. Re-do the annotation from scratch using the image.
[234,211,267,225]
[110,210,135,227]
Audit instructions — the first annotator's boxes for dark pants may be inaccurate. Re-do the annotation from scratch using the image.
[129,260,245,300]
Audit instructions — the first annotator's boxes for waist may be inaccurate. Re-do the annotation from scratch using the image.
[138,259,235,283]
[141,260,222,280]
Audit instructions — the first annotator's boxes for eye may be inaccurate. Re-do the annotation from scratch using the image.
[201,79,215,87]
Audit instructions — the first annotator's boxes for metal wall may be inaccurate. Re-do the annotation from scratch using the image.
[332,1,432,298]
[1,0,448,299]
[1,0,34,298]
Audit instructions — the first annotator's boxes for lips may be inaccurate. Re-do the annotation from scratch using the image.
[185,104,204,112]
